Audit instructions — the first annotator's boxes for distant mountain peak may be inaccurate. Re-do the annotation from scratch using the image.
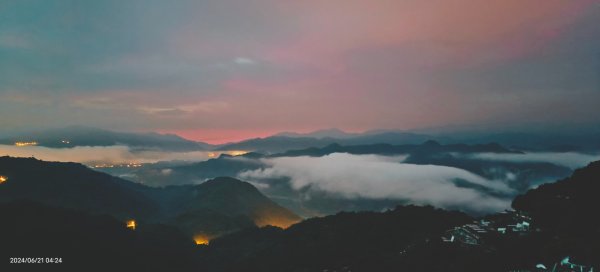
[275,128,357,139]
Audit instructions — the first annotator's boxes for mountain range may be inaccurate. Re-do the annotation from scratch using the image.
[3,126,599,153]
[217,132,448,153]
[0,126,211,151]
[273,140,521,157]
[274,128,363,139]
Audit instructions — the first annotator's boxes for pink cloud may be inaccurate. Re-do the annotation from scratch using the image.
[262,0,593,68]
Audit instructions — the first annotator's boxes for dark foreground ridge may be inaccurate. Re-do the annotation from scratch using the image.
[199,160,599,271]
[0,157,598,271]
[0,201,200,271]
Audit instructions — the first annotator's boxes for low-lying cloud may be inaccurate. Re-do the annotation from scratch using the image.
[469,152,600,169]
[239,153,513,213]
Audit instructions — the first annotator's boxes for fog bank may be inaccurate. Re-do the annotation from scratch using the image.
[239,153,513,213]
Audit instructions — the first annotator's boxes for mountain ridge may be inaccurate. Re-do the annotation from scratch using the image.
[0,156,300,239]
[0,126,213,151]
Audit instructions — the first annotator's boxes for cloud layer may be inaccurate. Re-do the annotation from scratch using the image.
[239,153,513,213]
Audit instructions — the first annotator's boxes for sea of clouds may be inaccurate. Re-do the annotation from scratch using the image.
[239,153,515,213]
[3,143,598,214]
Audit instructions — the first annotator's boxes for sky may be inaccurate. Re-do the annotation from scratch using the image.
[0,0,598,144]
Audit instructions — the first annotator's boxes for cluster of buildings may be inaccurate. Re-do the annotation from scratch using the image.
[14,141,38,147]
[512,257,595,272]
[14,139,70,146]
[442,210,533,246]
[90,163,143,169]
[442,212,595,272]
[541,257,595,272]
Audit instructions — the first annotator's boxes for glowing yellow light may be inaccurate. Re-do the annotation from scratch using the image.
[0,176,7,184]
[14,141,38,147]
[193,234,210,245]
[227,150,248,156]
[207,152,217,158]
[126,220,136,230]
[90,163,141,169]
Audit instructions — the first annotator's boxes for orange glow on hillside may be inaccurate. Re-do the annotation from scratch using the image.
[14,141,38,147]
[0,176,7,184]
[256,217,300,229]
[193,234,210,245]
[208,150,248,158]
[227,150,248,156]
[126,220,136,230]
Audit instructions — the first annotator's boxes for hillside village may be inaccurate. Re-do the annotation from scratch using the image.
[443,210,595,272]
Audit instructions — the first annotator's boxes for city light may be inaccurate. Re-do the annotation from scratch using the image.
[126,220,136,230]
[14,141,38,147]
[193,234,210,245]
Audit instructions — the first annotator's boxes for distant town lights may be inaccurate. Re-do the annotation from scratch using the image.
[91,163,142,169]
[207,150,249,158]
[0,176,7,184]
[228,150,248,156]
[14,141,38,147]
[193,234,210,245]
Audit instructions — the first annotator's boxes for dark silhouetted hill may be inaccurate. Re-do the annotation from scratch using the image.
[161,177,301,238]
[0,157,300,239]
[0,156,158,220]
[512,161,600,230]
[201,206,471,272]
[186,177,300,228]
[0,201,199,271]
